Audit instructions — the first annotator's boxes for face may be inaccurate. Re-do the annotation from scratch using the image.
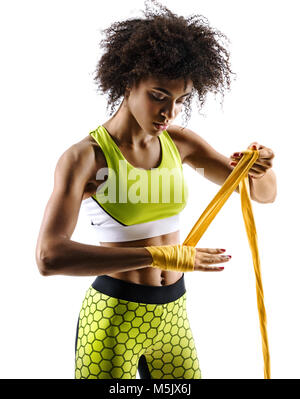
[125,75,193,133]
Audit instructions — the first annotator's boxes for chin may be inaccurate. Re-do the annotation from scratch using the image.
[149,122,160,133]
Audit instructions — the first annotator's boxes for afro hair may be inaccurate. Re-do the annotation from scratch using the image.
[93,0,236,125]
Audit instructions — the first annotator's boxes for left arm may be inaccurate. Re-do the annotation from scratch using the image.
[168,126,277,204]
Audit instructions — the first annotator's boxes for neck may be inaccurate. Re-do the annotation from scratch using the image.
[103,102,156,148]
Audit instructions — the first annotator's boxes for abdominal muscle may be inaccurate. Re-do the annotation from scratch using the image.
[100,230,183,287]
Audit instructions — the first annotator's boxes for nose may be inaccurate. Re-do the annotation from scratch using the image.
[160,101,177,121]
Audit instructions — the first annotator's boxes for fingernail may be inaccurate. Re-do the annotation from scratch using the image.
[220,249,226,252]
[219,267,224,270]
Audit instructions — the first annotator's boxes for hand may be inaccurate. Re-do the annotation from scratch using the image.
[229,142,275,179]
[193,248,231,271]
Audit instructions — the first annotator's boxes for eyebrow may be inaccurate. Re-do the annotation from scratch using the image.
[152,87,192,97]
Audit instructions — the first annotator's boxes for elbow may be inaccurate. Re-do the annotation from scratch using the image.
[35,245,58,276]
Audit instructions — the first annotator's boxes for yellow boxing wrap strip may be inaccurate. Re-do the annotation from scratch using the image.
[145,149,271,379]
[144,244,196,272]
[181,149,270,379]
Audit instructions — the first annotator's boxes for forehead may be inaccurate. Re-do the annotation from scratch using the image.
[139,75,193,93]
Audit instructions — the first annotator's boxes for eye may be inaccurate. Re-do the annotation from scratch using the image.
[151,93,186,104]
[151,93,166,102]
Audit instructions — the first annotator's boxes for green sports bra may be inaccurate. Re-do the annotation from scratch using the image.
[88,125,188,226]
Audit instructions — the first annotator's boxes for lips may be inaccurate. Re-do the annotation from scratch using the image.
[153,122,168,130]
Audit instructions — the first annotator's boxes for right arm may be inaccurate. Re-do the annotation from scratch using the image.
[35,143,153,276]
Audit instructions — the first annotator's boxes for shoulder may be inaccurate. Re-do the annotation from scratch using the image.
[58,138,93,169]
[55,136,102,188]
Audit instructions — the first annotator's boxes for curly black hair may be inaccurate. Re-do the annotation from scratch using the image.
[93,0,236,126]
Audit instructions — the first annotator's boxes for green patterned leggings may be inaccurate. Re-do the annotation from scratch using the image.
[75,274,201,379]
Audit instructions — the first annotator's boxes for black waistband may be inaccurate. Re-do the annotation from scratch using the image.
[91,274,186,304]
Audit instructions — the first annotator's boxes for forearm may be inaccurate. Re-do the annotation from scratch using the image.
[249,169,277,203]
[37,238,153,276]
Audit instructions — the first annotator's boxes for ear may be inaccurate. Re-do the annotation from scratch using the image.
[124,87,131,99]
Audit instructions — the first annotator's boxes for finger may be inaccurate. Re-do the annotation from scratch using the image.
[251,159,273,168]
[230,160,270,173]
[248,142,260,149]
[255,149,275,160]
[261,152,275,160]
[248,166,268,179]
[230,152,243,159]
[249,172,266,179]
[249,163,269,173]
[248,142,264,151]
[200,255,231,264]
[232,146,273,160]
[194,265,225,272]
[196,248,226,254]
[230,155,272,168]
[249,145,275,160]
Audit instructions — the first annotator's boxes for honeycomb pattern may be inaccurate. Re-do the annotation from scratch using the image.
[75,287,201,379]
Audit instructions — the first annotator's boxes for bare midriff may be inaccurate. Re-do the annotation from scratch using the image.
[100,230,183,287]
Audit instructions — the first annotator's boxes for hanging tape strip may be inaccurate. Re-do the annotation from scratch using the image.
[182,149,270,379]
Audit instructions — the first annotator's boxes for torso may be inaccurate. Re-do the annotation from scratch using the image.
[80,123,189,287]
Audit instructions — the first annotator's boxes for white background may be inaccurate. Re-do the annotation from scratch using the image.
[0,0,298,379]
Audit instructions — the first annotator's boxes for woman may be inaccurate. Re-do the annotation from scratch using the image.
[35,0,276,379]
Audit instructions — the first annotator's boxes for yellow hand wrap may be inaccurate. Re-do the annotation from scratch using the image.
[144,244,196,272]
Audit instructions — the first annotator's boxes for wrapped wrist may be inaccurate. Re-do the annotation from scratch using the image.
[144,244,195,272]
